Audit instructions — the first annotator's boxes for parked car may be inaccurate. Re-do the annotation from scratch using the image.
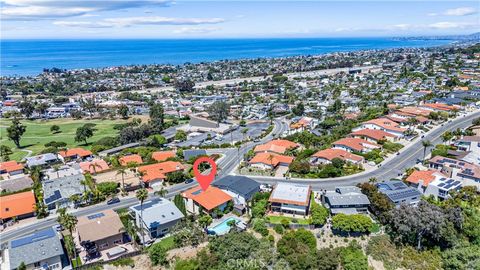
[185,178,195,184]
[52,224,63,232]
[107,197,120,205]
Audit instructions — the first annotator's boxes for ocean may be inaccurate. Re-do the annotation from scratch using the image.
[1,38,453,77]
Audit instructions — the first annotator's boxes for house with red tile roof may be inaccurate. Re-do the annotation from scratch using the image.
[182,186,232,216]
[119,154,143,167]
[355,118,407,137]
[332,138,380,153]
[349,129,397,143]
[151,151,176,162]
[138,161,185,188]
[79,159,110,174]
[59,148,93,161]
[290,117,315,132]
[249,152,294,170]
[420,103,459,112]
[310,149,364,165]
[254,139,299,154]
[0,160,24,177]
[405,170,444,191]
[0,191,36,222]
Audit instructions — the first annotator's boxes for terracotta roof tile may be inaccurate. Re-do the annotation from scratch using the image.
[138,161,184,182]
[59,148,92,158]
[312,149,364,162]
[182,186,232,211]
[0,191,36,220]
[0,161,24,173]
[152,151,176,162]
[119,154,143,166]
[249,152,294,167]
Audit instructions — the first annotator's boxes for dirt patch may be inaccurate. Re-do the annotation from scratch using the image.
[94,169,141,187]
[167,242,208,261]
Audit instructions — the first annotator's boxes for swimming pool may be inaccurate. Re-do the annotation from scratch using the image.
[208,217,241,235]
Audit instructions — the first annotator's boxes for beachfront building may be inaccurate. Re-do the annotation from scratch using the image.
[268,183,311,216]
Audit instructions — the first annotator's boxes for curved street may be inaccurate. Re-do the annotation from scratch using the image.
[248,110,480,189]
[1,111,478,244]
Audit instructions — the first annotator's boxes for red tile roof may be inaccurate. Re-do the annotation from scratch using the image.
[59,148,92,158]
[364,118,406,133]
[79,159,110,174]
[254,139,298,154]
[422,103,458,112]
[182,186,232,211]
[333,138,380,152]
[0,161,24,173]
[138,161,184,182]
[312,149,364,162]
[396,107,431,117]
[0,191,36,220]
[350,129,396,141]
[152,151,176,162]
[119,154,143,166]
[405,170,439,187]
[249,152,294,167]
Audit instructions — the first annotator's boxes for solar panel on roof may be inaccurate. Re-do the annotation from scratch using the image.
[11,228,55,248]
[438,183,446,187]
[192,190,202,195]
[44,190,62,204]
[87,213,105,220]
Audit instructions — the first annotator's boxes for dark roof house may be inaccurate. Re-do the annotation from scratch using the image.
[213,175,261,202]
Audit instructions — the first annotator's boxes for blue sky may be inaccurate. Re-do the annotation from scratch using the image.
[1,1,479,39]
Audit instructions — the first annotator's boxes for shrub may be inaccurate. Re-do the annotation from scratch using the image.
[274,224,284,234]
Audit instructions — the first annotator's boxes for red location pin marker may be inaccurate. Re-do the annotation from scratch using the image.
[193,156,217,191]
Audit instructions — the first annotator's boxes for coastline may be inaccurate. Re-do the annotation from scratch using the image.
[1,37,454,77]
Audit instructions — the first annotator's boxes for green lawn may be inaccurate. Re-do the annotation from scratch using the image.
[71,257,82,267]
[156,235,175,250]
[266,215,311,225]
[0,118,128,161]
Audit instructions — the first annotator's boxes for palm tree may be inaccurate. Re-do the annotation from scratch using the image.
[136,188,148,247]
[69,194,81,208]
[241,128,249,141]
[442,131,453,145]
[422,140,432,161]
[154,187,168,198]
[57,212,78,267]
[88,162,102,175]
[368,177,378,184]
[116,167,127,190]
[267,154,275,175]
[52,164,61,178]
[29,166,43,182]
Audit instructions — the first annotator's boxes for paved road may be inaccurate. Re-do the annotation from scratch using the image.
[249,110,480,190]
[1,111,476,244]
[0,119,288,244]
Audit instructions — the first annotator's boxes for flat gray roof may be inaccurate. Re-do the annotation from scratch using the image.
[270,183,310,204]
